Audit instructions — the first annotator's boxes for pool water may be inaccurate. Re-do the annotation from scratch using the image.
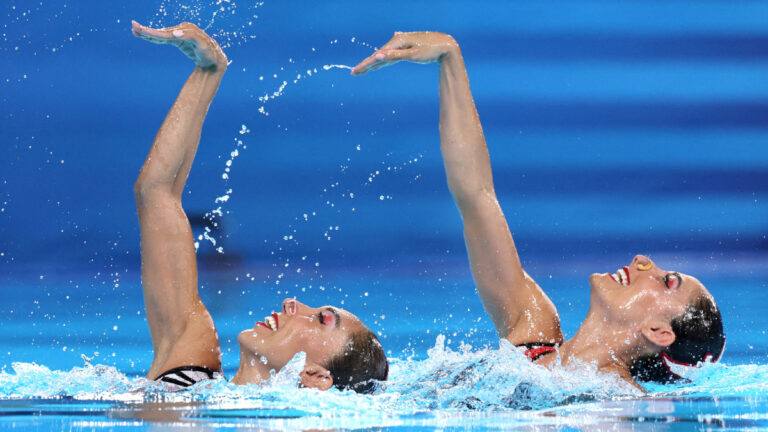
[2,397,767,430]
[2,259,767,430]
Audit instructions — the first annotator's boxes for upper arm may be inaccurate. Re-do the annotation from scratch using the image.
[459,190,563,345]
[136,190,221,376]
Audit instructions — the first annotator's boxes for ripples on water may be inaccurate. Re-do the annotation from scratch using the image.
[2,335,765,429]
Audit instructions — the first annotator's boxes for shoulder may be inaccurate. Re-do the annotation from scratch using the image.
[504,272,564,345]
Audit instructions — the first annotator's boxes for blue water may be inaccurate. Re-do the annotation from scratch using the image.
[2,262,767,429]
[2,0,768,430]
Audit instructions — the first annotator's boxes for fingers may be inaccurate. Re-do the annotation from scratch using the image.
[351,33,409,75]
[131,21,200,46]
[131,20,142,37]
[351,52,388,75]
[132,21,178,44]
[350,53,380,75]
[351,47,412,75]
[131,20,226,69]
[379,34,408,51]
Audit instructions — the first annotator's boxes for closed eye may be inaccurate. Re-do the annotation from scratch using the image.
[317,308,341,328]
[324,307,342,328]
[664,272,682,289]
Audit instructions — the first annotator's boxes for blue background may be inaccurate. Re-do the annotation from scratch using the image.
[1,0,767,373]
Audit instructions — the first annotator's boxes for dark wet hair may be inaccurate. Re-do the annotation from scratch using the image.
[631,294,725,383]
[326,329,389,394]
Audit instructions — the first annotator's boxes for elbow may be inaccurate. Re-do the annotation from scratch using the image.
[448,184,497,211]
[133,178,145,202]
[134,177,175,208]
[133,177,150,204]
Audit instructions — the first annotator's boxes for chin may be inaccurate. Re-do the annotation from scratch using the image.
[237,328,257,349]
[588,272,612,307]
[588,273,606,292]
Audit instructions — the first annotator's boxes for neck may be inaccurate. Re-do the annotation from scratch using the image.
[557,311,639,384]
[231,348,271,385]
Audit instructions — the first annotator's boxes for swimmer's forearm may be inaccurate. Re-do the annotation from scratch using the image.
[437,46,495,208]
[352,33,495,207]
[135,67,224,198]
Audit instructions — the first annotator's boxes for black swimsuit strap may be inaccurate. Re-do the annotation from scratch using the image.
[156,365,218,380]
[516,342,558,350]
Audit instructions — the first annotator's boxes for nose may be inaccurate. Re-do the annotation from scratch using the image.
[282,298,299,315]
[633,254,654,271]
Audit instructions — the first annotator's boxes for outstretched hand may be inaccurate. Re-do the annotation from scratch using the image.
[132,21,228,71]
[351,32,458,76]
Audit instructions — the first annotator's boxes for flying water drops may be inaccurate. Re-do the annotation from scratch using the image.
[151,0,265,49]
[194,123,249,253]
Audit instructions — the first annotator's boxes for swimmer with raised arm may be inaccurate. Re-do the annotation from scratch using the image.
[131,21,387,393]
[352,33,724,388]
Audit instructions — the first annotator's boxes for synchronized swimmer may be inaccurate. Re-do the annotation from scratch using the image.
[131,21,724,393]
[131,21,387,394]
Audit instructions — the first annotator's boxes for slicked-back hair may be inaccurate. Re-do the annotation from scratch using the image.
[631,294,725,383]
[326,329,388,394]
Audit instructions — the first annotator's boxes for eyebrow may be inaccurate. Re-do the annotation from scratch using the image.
[327,307,341,329]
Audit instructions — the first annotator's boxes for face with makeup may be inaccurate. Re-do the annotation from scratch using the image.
[237,298,367,386]
[588,255,711,339]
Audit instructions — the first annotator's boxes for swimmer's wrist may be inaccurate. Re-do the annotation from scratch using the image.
[437,36,461,65]
[201,54,229,73]
[195,64,226,75]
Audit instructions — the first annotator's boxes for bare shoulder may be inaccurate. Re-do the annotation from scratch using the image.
[147,301,222,379]
[504,271,564,346]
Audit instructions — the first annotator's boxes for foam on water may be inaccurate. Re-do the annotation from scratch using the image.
[5,335,764,406]
[1,338,767,428]
[0,338,616,403]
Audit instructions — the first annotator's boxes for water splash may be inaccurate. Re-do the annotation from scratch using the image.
[0,338,645,403]
[150,0,265,49]
[323,64,353,71]
[2,3,84,56]
[1,338,766,428]
[0,361,135,400]
[194,125,249,253]
[253,61,356,118]
[196,46,396,262]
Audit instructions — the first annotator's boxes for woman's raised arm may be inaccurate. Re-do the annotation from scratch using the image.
[353,33,563,345]
[132,21,227,378]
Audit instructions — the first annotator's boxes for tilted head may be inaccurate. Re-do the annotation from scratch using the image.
[237,298,388,392]
[588,254,725,381]
[326,327,389,393]
[631,293,724,382]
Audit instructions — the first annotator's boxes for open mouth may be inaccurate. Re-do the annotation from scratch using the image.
[609,266,631,286]
[256,312,279,331]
